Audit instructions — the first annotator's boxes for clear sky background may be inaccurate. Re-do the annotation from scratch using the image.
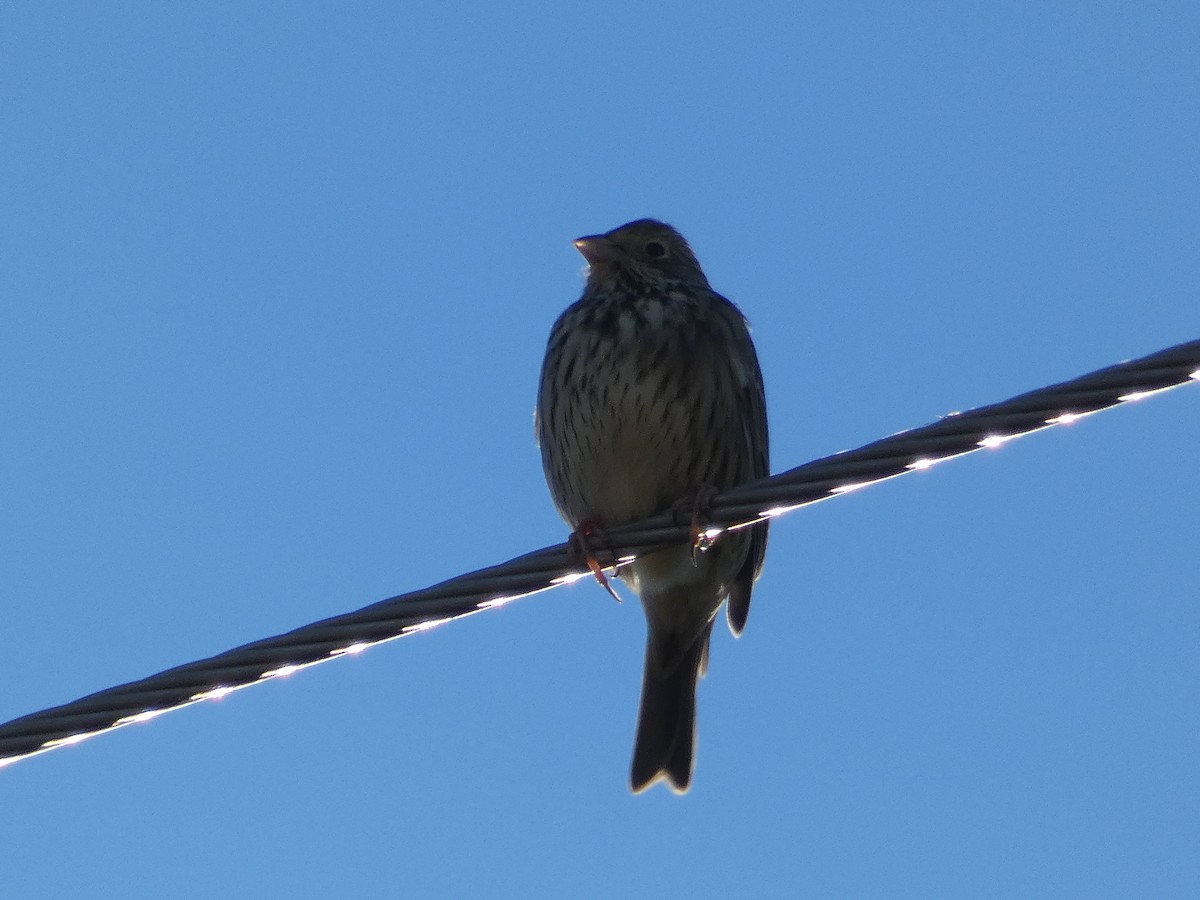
[2,3,1198,897]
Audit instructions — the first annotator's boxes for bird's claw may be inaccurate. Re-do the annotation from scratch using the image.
[673,485,721,566]
[569,522,622,603]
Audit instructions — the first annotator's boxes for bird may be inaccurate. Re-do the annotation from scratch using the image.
[535,218,769,793]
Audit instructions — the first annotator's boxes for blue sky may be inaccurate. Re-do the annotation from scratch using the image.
[2,3,1198,896]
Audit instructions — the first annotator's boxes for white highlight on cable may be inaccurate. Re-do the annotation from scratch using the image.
[907,457,937,470]
[403,619,446,634]
[1120,384,1180,402]
[832,480,873,494]
[764,504,805,518]
[45,732,92,749]
[195,686,235,701]
[979,433,1018,448]
[478,595,518,610]
[117,708,170,726]
[552,571,590,586]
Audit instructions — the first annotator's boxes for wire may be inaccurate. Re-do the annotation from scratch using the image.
[2,339,1197,767]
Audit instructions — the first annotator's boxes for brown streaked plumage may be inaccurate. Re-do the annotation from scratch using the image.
[535,219,769,793]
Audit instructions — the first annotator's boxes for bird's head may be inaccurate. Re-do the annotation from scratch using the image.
[573,219,710,290]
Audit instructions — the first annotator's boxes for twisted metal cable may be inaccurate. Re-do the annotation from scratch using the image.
[2,338,1197,767]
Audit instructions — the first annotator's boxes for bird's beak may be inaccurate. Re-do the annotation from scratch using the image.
[573,235,621,265]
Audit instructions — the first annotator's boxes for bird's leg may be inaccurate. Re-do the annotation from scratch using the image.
[672,485,721,565]
[568,520,622,603]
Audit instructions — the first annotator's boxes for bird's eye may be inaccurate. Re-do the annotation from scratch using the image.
[644,241,667,258]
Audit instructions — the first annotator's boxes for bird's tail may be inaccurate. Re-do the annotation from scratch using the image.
[630,623,712,794]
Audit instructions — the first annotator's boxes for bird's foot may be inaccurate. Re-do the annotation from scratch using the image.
[672,485,721,565]
[568,521,622,603]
